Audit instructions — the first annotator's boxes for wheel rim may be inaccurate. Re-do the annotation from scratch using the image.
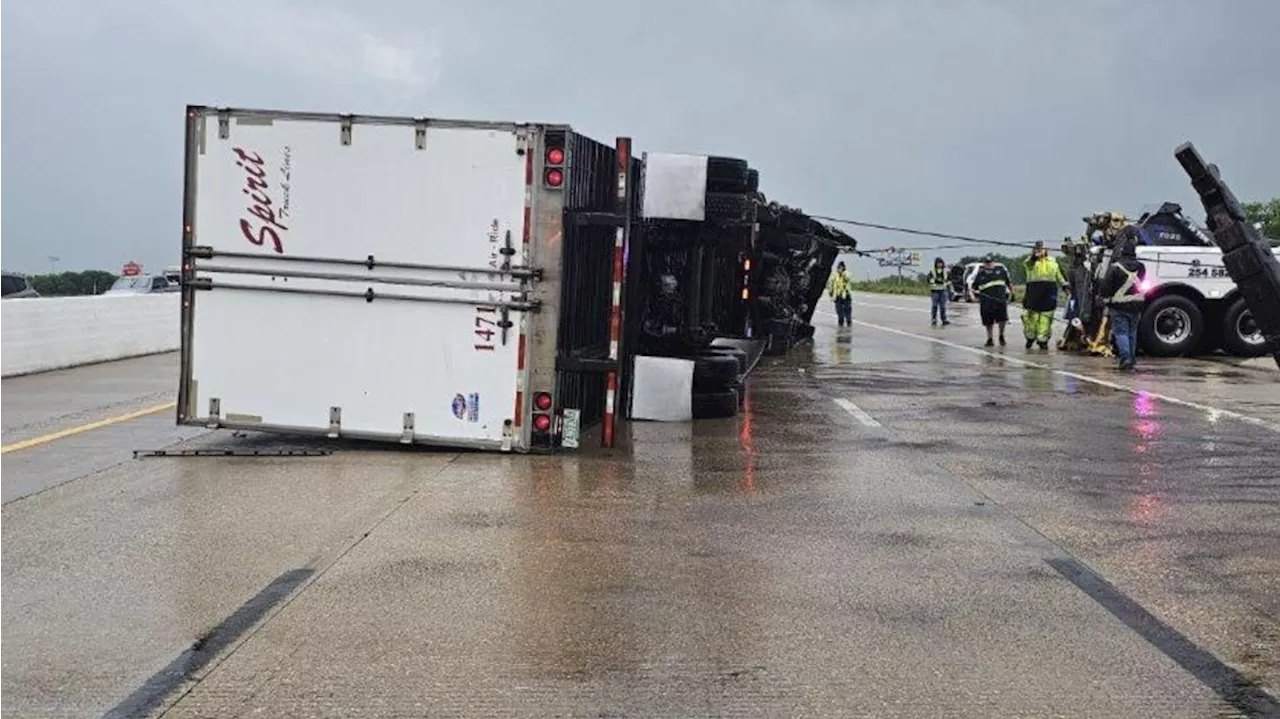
[1236,309,1264,346]
[1153,307,1191,344]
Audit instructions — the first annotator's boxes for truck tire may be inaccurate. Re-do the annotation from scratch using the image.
[1139,294,1204,357]
[1222,296,1268,357]
[692,389,739,419]
[702,346,749,375]
[705,192,751,223]
[706,157,750,194]
[693,354,739,389]
[746,168,759,193]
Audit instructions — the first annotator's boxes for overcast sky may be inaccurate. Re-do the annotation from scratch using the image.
[3,0,1277,278]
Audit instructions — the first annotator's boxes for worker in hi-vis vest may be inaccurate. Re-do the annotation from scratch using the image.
[828,261,854,327]
[927,257,951,327]
[971,254,1013,347]
[1099,234,1147,370]
[1021,241,1069,350]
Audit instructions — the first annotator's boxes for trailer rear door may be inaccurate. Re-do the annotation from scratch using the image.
[180,108,537,450]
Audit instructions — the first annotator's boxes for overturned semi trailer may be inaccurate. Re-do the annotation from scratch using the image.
[752,201,857,355]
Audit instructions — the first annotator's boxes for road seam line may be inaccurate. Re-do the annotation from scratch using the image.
[151,453,463,717]
[833,398,882,427]
[1,402,177,455]
[820,310,1280,434]
[817,339,1280,712]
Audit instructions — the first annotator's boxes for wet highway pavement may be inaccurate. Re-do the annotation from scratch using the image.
[2,294,1278,717]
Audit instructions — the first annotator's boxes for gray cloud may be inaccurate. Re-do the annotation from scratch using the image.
[2,0,1277,277]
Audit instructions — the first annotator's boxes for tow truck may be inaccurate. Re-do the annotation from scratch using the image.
[1064,203,1277,358]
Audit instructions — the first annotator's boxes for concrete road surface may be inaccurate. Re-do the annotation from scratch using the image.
[3,293,1278,718]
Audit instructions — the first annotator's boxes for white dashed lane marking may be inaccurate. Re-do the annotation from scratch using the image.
[834,398,882,427]
[819,309,1280,435]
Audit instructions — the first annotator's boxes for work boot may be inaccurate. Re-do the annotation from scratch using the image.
[942,320,951,326]
[1025,338,1035,349]
[1037,341,1049,350]
[999,335,1007,346]
[984,338,994,347]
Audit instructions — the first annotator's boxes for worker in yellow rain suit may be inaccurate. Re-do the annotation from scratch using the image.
[828,261,854,327]
[1021,240,1069,350]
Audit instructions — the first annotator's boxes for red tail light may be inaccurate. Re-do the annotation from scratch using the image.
[546,147,565,165]
[534,392,553,411]
[533,413,552,433]
[545,169,564,187]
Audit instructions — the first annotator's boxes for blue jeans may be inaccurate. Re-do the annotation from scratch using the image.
[833,297,852,325]
[1110,307,1140,365]
[930,290,948,323]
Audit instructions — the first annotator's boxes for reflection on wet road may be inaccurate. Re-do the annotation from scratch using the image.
[1,294,1278,717]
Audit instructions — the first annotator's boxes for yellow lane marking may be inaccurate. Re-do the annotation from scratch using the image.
[1,402,176,455]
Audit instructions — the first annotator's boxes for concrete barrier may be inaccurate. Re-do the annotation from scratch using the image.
[1,294,179,378]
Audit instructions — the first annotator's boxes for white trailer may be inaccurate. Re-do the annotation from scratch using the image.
[177,106,636,452]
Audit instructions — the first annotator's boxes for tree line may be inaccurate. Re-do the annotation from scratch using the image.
[25,270,120,296]
[1244,198,1280,239]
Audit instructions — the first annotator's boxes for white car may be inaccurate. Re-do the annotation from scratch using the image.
[105,274,179,295]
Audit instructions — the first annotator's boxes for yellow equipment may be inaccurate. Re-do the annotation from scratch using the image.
[1058,212,1132,356]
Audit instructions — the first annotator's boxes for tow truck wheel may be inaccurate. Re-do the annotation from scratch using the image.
[1222,297,1267,357]
[1139,294,1204,357]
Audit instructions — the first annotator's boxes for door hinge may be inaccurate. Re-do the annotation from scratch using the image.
[340,115,353,146]
[328,406,342,438]
[401,412,415,444]
[414,119,428,150]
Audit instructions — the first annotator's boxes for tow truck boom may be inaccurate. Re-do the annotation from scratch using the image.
[1175,142,1280,369]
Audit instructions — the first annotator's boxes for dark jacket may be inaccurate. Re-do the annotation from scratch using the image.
[971,264,1012,303]
[1099,257,1147,309]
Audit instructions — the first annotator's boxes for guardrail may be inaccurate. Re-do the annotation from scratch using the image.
[1,294,179,378]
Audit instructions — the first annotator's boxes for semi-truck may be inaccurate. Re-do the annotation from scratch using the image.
[176,106,847,452]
